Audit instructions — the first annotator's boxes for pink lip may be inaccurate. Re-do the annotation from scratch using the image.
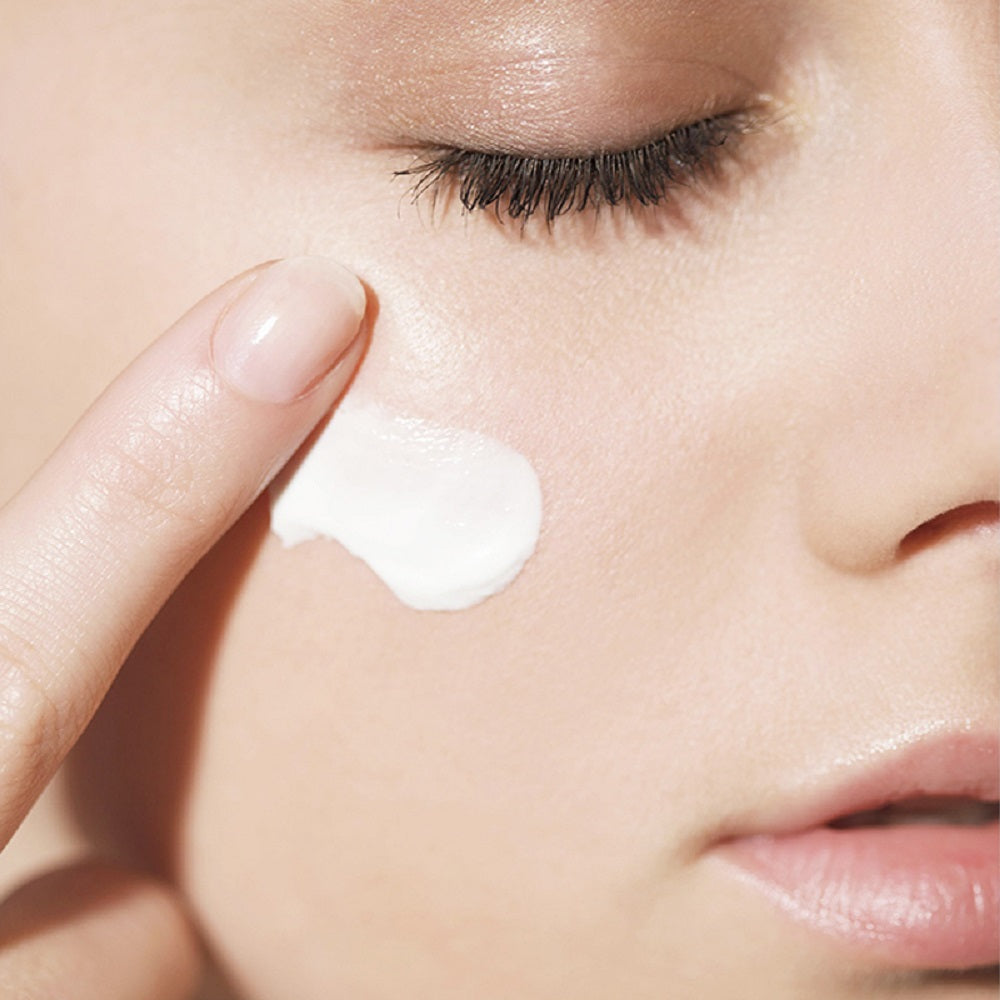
[715,733,1000,969]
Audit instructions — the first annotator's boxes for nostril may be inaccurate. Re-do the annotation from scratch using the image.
[898,500,999,559]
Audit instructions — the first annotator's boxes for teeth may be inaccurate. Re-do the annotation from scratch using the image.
[829,798,999,829]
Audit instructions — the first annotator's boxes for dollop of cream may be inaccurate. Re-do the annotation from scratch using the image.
[269,397,543,611]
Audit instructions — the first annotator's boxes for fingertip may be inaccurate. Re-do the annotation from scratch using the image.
[211,256,367,405]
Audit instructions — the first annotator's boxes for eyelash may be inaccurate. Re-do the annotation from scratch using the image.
[395,112,753,225]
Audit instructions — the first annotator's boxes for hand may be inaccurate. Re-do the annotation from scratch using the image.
[0,257,368,998]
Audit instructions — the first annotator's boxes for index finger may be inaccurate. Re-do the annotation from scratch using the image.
[0,256,367,843]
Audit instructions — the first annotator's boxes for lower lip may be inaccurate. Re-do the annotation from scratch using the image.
[720,822,999,969]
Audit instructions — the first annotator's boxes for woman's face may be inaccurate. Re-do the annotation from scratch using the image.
[2,1,997,996]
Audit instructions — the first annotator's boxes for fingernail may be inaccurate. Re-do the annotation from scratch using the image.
[212,256,366,404]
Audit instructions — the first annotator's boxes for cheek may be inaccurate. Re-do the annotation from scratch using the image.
[70,230,797,998]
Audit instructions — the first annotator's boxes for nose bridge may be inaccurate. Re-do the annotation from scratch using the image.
[797,65,999,573]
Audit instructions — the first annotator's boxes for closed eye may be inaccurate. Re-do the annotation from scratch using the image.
[394,111,759,226]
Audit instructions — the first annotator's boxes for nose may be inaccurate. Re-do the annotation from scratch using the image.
[797,58,999,575]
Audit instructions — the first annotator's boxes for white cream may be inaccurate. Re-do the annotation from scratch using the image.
[269,396,543,611]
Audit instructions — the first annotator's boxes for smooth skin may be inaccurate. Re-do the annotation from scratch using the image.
[0,258,367,996]
[0,1,997,998]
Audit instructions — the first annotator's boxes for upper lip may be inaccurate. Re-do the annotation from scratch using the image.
[711,729,999,843]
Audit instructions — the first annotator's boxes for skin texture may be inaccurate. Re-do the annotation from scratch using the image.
[0,1,998,997]
[0,259,367,997]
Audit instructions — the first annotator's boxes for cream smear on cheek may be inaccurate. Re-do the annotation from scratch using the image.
[268,396,543,611]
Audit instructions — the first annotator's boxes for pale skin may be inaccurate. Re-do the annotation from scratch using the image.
[0,1,998,999]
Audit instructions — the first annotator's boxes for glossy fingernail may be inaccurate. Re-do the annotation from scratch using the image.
[212,256,366,404]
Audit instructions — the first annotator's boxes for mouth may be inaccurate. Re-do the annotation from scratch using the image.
[826,794,998,828]
[714,733,1000,971]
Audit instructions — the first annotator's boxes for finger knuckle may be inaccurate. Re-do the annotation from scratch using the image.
[80,374,232,534]
[0,642,66,803]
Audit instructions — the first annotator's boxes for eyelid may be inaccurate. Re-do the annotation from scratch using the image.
[334,30,779,159]
[399,102,767,162]
[378,74,765,161]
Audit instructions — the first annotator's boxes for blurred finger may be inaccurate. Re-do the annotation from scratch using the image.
[0,858,202,999]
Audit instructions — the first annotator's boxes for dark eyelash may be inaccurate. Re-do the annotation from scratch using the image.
[395,113,750,225]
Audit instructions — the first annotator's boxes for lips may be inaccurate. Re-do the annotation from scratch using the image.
[715,733,1000,970]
